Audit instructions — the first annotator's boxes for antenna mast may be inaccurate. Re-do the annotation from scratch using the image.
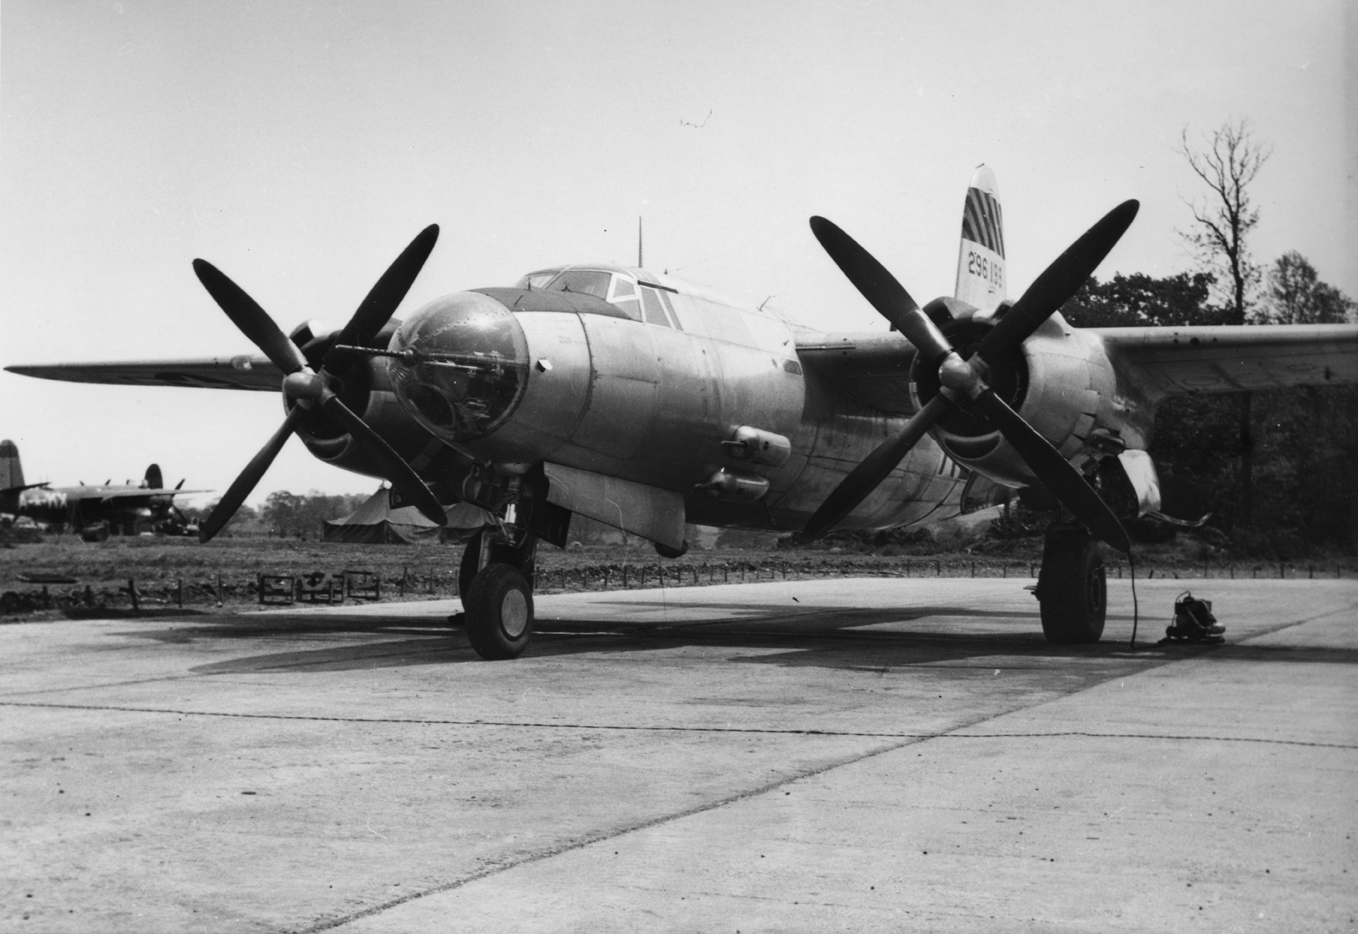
[637,217,644,268]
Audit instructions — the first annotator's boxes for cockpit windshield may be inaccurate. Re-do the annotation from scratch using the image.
[513,266,681,328]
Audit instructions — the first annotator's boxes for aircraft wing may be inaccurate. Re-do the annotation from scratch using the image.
[51,486,213,503]
[5,356,283,392]
[795,332,918,416]
[1094,323,1358,401]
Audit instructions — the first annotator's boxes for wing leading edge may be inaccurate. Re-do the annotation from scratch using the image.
[5,356,283,392]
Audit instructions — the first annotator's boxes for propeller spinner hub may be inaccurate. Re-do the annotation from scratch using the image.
[937,352,979,397]
[282,369,325,403]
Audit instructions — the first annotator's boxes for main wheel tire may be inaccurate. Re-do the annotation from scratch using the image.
[1038,533,1106,644]
[464,562,533,660]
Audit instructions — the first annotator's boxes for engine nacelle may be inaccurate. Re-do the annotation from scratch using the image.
[284,318,474,494]
[912,310,1134,489]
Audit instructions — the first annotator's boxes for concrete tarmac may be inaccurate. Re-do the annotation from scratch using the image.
[2,577,1355,932]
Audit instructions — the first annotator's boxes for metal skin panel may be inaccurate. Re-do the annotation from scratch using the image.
[543,462,686,551]
[795,332,919,416]
[749,367,968,533]
[477,312,592,464]
[1094,322,1358,401]
[568,315,661,460]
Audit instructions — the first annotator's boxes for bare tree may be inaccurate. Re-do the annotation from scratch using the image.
[1178,119,1272,531]
[1179,119,1272,323]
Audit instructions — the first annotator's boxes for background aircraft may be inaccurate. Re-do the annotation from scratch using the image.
[0,440,203,541]
[10,168,1357,657]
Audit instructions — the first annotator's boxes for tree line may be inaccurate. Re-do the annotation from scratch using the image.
[1060,253,1356,555]
[182,490,369,539]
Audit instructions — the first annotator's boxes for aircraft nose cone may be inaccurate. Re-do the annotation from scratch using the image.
[387,291,530,443]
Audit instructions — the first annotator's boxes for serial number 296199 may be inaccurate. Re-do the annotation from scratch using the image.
[965,250,1004,289]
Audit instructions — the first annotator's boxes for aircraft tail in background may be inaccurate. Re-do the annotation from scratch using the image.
[954,164,1007,309]
[0,440,24,492]
[144,464,164,490]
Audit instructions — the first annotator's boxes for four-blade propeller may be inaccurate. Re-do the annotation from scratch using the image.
[800,201,1139,552]
[195,226,446,543]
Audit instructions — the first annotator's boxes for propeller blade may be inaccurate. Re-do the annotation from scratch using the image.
[799,394,951,542]
[327,224,440,366]
[192,259,309,375]
[199,408,303,544]
[971,390,1130,552]
[977,200,1139,365]
[809,217,953,365]
[318,393,447,526]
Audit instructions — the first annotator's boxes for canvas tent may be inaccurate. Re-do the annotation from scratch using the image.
[323,487,490,544]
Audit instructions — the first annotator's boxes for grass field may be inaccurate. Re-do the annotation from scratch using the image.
[2,530,1352,619]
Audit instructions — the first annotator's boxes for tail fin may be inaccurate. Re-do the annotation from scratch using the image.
[145,464,164,489]
[0,440,24,491]
[954,165,1007,308]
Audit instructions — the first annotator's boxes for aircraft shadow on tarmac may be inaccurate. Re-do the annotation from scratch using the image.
[101,600,1358,676]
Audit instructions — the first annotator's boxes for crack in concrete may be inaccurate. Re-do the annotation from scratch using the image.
[1,699,1352,750]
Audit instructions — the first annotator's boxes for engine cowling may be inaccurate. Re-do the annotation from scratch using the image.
[284,319,458,483]
[911,308,1125,488]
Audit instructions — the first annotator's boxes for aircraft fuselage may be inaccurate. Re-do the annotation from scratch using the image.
[369,266,971,535]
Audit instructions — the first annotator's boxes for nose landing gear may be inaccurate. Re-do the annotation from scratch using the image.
[463,561,534,660]
[457,527,540,660]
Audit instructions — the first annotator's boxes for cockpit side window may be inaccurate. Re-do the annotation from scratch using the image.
[607,275,643,321]
[640,286,683,330]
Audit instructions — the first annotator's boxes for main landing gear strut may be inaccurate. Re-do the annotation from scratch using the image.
[1034,522,1107,644]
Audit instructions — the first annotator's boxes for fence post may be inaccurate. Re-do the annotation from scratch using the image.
[216,572,224,607]
[128,578,139,612]
[176,578,184,608]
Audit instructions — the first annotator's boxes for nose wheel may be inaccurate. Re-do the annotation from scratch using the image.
[459,528,539,660]
[463,563,534,660]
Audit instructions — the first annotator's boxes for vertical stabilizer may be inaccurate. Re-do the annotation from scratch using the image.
[145,464,164,490]
[954,165,1007,308]
[0,441,24,491]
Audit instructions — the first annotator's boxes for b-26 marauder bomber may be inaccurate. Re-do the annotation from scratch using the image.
[10,167,1357,658]
[0,440,204,541]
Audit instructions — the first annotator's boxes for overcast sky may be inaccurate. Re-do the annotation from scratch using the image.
[2,0,1352,504]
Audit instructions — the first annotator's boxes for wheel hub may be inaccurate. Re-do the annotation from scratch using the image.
[500,588,529,638]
